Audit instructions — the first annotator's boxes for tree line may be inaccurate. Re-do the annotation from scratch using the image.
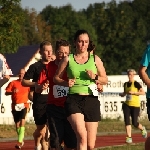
[1,0,150,74]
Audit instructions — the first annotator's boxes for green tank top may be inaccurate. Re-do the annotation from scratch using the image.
[67,53,97,94]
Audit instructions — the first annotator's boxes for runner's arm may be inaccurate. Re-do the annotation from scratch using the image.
[0,76,10,88]
[95,55,108,85]
[53,56,69,87]
[22,79,36,87]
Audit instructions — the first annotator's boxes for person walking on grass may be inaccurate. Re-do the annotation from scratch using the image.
[119,69,147,143]
[5,69,30,149]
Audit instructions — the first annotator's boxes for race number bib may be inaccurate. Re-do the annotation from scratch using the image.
[53,85,69,98]
[126,94,132,101]
[88,84,99,96]
[41,88,49,95]
[15,103,25,111]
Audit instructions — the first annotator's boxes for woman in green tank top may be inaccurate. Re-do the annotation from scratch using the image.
[54,30,108,150]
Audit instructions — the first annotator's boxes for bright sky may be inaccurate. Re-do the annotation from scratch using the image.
[21,0,123,12]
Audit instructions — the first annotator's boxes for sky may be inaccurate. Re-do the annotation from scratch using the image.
[21,0,123,12]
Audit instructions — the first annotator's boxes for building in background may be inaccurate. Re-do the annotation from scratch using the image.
[4,45,41,76]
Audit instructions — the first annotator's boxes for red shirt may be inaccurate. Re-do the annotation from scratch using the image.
[37,64,48,84]
[47,61,68,107]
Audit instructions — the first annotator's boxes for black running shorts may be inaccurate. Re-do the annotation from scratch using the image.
[65,94,101,122]
[12,108,27,123]
[47,104,77,149]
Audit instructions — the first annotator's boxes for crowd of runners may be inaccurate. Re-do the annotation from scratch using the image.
[0,29,150,150]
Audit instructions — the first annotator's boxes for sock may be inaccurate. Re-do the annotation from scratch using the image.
[16,127,20,135]
[18,126,25,143]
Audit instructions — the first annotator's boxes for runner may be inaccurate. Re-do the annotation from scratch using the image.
[22,40,53,150]
[138,44,150,149]
[5,69,30,149]
[54,30,108,150]
[35,39,77,150]
[119,69,147,143]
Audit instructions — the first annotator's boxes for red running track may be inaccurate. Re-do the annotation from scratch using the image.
[0,133,149,150]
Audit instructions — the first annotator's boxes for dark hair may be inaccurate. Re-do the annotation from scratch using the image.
[88,40,95,52]
[74,29,90,41]
[55,39,70,53]
[74,30,94,52]
[39,40,51,52]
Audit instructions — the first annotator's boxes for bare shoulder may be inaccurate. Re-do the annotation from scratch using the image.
[94,55,103,63]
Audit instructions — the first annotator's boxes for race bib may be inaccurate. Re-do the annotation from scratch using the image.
[15,103,25,111]
[126,94,132,101]
[88,84,99,96]
[53,85,69,98]
[41,88,49,95]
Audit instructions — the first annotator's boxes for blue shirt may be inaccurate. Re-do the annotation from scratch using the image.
[140,45,150,98]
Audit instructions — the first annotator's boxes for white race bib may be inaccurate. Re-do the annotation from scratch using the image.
[53,85,69,98]
[88,84,99,96]
[41,88,49,95]
[126,94,132,101]
[15,103,25,111]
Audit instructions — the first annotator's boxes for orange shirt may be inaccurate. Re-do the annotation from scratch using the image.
[5,79,30,109]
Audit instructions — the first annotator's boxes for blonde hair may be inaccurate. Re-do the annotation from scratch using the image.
[127,69,136,75]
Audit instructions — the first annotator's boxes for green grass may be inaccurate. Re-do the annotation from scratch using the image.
[97,119,150,133]
[0,124,36,138]
[0,119,148,149]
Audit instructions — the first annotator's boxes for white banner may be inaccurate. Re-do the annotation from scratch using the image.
[0,75,148,124]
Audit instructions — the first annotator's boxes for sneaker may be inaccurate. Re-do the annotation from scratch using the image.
[34,144,42,150]
[15,142,24,149]
[126,137,132,143]
[142,126,147,138]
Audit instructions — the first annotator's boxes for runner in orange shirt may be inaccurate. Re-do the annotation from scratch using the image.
[5,69,30,149]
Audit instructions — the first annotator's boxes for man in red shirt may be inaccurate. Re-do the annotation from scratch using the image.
[5,69,30,149]
[36,39,77,150]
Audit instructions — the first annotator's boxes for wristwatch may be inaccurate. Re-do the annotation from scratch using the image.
[94,74,98,80]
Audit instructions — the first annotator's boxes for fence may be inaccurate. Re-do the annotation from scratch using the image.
[0,75,147,124]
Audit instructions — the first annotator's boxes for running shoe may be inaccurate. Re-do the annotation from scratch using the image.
[15,141,24,149]
[34,144,42,150]
[142,126,147,138]
[126,137,132,143]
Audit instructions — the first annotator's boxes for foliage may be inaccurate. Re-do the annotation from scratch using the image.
[21,8,51,46]
[40,4,97,51]
[0,0,24,53]
[1,0,150,74]
[83,0,149,74]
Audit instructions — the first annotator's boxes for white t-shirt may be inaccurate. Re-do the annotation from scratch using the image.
[0,54,13,79]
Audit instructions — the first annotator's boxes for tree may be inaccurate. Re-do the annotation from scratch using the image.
[0,0,24,53]
[84,0,148,74]
[21,8,51,46]
[40,4,97,51]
